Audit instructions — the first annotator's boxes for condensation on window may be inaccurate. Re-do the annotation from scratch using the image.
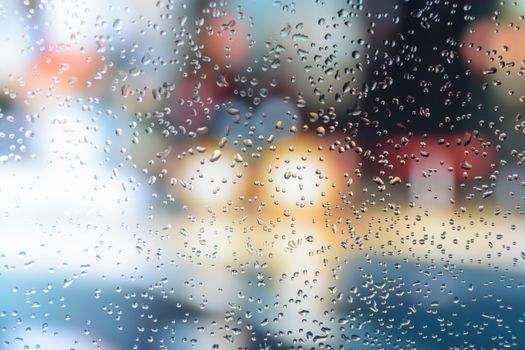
[0,1,524,349]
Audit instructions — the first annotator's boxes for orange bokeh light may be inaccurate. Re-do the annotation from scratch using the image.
[200,15,250,67]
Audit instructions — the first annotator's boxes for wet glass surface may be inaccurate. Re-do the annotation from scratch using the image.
[0,1,524,349]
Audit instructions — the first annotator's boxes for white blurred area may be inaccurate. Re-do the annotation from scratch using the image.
[0,103,148,277]
[408,147,455,208]
[231,0,368,106]
[0,2,32,81]
[0,0,194,279]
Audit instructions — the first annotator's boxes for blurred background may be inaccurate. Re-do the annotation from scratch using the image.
[0,0,524,349]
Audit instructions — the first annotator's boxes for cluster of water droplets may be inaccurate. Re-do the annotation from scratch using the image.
[0,0,524,349]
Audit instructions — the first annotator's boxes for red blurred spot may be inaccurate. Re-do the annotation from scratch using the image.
[26,48,97,92]
[200,15,250,66]
[379,133,497,181]
[461,18,525,75]
[168,67,227,127]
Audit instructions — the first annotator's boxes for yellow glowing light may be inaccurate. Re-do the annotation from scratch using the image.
[256,134,359,216]
[171,142,249,213]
